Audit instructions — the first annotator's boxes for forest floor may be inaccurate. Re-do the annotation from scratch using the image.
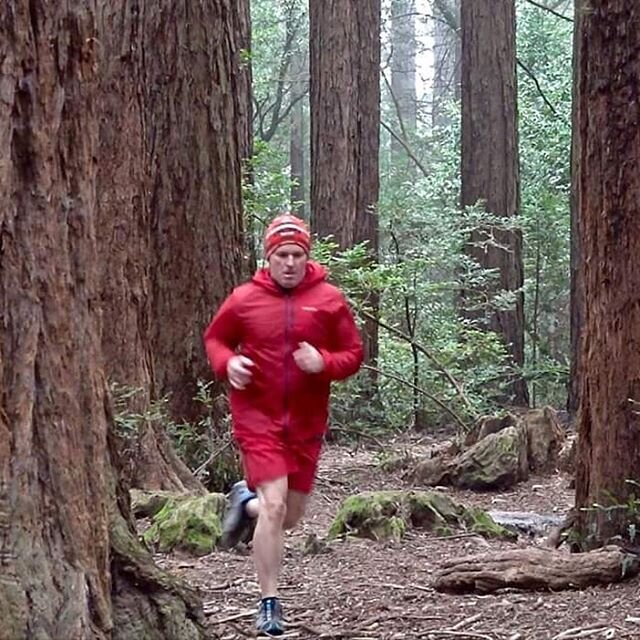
[156,429,640,640]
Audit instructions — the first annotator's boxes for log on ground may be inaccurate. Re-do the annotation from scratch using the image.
[434,545,639,593]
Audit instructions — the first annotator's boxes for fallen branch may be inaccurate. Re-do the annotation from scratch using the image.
[361,364,469,432]
[329,424,386,449]
[192,437,233,478]
[359,308,473,412]
[551,625,612,640]
[208,608,255,624]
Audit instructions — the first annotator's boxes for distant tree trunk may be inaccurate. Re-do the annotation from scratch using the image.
[147,1,250,424]
[290,56,307,217]
[432,0,461,129]
[0,3,203,637]
[460,0,529,406]
[574,0,640,550]
[567,0,583,418]
[390,0,417,157]
[310,0,381,369]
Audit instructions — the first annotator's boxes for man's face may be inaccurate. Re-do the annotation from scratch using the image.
[268,243,308,289]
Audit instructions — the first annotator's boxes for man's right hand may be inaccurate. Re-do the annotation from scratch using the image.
[227,355,255,390]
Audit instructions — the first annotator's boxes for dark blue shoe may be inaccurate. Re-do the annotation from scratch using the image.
[256,597,284,636]
[220,480,256,550]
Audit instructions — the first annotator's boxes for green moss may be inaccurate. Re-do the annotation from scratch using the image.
[143,493,225,556]
[328,491,407,541]
[462,507,517,540]
[328,490,516,543]
[405,491,462,528]
[130,489,174,519]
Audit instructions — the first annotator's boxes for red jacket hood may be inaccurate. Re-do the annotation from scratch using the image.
[251,260,328,293]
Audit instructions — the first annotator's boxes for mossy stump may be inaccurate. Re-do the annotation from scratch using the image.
[143,493,226,556]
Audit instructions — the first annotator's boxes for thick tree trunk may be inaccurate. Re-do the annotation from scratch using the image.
[574,0,640,550]
[96,1,242,494]
[0,3,203,637]
[147,0,250,423]
[310,0,381,369]
[567,0,583,418]
[460,0,529,406]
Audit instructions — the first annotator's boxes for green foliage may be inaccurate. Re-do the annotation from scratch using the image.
[517,0,573,406]
[245,0,575,435]
[111,382,240,493]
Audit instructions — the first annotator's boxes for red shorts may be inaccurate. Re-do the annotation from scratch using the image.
[235,432,323,494]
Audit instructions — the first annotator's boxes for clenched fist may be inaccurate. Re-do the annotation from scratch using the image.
[293,341,325,374]
[227,355,255,389]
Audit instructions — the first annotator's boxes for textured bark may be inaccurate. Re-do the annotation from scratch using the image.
[574,1,640,550]
[435,546,639,593]
[432,0,461,129]
[390,0,417,155]
[147,1,250,423]
[460,0,529,406]
[97,1,153,404]
[0,2,203,637]
[310,0,381,367]
[567,0,583,417]
[96,1,246,493]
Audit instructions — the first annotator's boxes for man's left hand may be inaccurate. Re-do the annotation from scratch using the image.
[293,341,325,374]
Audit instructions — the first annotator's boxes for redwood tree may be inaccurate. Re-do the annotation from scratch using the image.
[460,0,529,406]
[148,1,250,423]
[574,0,640,550]
[0,2,202,637]
[310,0,381,367]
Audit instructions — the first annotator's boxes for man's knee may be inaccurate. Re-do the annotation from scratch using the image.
[259,494,287,525]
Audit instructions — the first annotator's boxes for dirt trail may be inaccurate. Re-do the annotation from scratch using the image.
[157,435,640,639]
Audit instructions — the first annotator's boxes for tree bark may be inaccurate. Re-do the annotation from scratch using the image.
[574,0,640,550]
[310,0,381,369]
[96,1,248,492]
[460,0,529,406]
[147,0,250,423]
[0,2,203,637]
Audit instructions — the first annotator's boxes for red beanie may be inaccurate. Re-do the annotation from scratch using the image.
[264,214,311,258]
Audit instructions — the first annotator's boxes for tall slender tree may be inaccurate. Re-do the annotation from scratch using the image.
[567,0,583,417]
[310,0,381,367]
[432,0,461,129]
[0,2,202,637]
[390,0,417,155]
[574,0,640,550]
[459,0,529,406]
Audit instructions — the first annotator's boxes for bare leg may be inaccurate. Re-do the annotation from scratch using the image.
[283,490,308,530]
[252,476,288,598]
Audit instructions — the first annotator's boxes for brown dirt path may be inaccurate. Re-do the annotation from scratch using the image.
[156,435,640,639]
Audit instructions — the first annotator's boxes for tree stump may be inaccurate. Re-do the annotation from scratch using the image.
[434,546,639,593]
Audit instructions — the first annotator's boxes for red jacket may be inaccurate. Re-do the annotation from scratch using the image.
[204,261,363,441]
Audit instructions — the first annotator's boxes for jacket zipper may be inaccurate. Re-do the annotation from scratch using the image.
[283,291,294,433]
